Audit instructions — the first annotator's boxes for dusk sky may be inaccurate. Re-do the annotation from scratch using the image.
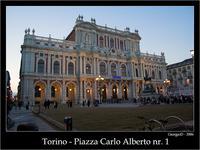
[6,6,194,94]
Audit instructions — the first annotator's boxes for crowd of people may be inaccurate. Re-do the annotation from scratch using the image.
[99,95,193,105]
[137,95,193,105]
[82,99,91,107]
[8,94,193,111]
[44,99,58,109]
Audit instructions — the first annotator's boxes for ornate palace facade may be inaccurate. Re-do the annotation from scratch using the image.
[19,16,167,104]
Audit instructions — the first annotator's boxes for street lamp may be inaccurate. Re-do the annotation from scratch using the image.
[95,75,104,103]
[163,79,171,95]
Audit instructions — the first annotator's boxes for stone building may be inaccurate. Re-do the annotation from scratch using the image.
[166,56,194,96]
[19,16,167,104]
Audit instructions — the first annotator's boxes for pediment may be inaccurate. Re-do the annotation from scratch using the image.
[75,22,97,30]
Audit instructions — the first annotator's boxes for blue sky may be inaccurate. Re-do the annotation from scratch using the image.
[6,6,194,94]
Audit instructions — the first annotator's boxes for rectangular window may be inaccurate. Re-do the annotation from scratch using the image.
[117,39,119,49]
[82,81,84,99]
[115,38,116,49]
[96,34,98,46]
[107,36,109,47]
[104,36,106,47]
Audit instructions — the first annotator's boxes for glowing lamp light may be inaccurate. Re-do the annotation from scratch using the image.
[38,88,42,91]
[69,88,72,92]
[186,79,190,84]
[55,88,57,91]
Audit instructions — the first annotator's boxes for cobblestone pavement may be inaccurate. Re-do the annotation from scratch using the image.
[7,107,56,131]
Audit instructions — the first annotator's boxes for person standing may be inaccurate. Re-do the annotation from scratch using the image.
[47,99,50,109]
[87,99,90,107]
[54,101,58,109]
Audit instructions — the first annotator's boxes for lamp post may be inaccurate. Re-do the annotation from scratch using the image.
[163,79,171,96]
[95,75,104,103]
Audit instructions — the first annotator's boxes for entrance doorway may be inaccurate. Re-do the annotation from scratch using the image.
[51,82,61,102]
[67,83,75,103]
[86,89,91,101]
[112,85,117,99]
[34,81,46,102]
[101,85,107,102]
[122,86,128,100]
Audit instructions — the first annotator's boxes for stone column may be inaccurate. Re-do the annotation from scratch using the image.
[62,82,66,104]
[47,80,51,100]
[94,80,98,100]
[107,81,111,99]
[29,79,35,104]
[83,80,86,100]
[96,58,99,75]
[92,58,95,75]
[28,79,34,103]
[118,81,122,99]
[108,61,111,77]
[62,56,65,76]
[97,58,99,75]
[131,81,136,97]
[80,56,82,75]
[83,56,85,74]
[78,80,82,103]
[128,82,132,99]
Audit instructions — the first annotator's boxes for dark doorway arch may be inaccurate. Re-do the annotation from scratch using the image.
[112,85,118,99]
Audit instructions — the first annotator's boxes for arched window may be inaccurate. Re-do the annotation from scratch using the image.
[35,86,41,97]
[152,70,155,79]
[111,63,117,76]
[86,64,91,74]
[99,36,104,48]
[53,61,60,74]
[121,64,126,77]
[100,62,106,75]
[120,40,123,50]
[145,69,148,77]
[110,38,114,48]
[136,68,138,77]
[159,71,162,79]
[38,59,44,73]
[68,62,74,75]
